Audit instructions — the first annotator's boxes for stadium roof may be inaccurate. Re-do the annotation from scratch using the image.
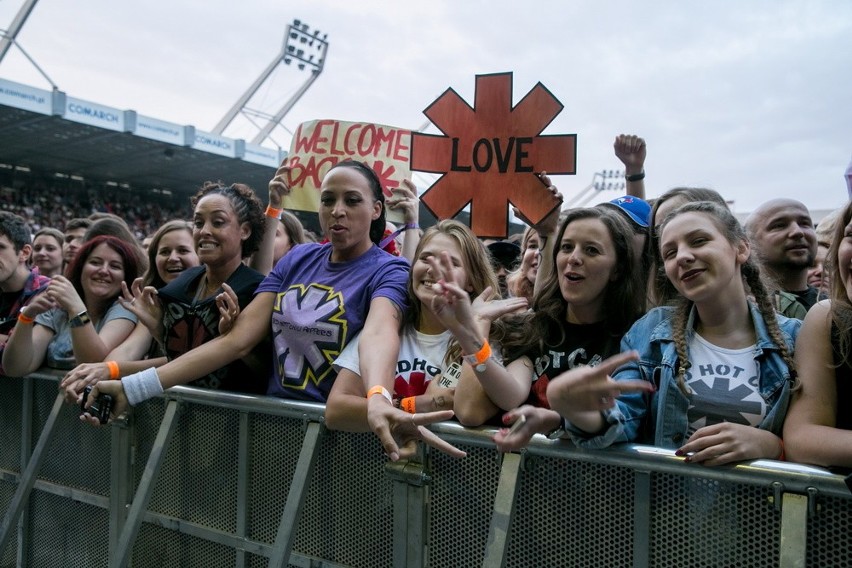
[0,77,282,195]
[0,77,522,236]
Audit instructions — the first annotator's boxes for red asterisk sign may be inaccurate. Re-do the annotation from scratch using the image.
[410,72,576,238]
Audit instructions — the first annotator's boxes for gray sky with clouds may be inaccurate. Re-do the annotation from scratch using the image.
[1,0,850,214]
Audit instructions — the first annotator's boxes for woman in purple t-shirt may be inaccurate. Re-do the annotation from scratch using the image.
[84,160,459,460]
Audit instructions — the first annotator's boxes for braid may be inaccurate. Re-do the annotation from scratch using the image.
[742,259,799,389]
[671,299,693,395]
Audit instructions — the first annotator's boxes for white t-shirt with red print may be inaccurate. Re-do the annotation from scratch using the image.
[334,326,452,401]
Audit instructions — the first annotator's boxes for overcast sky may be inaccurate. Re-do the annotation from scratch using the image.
[1,0,850,214]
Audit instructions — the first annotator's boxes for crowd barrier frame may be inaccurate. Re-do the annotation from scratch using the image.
[1,371,850,567]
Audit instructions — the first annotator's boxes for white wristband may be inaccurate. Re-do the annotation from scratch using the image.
[123,367,164,406]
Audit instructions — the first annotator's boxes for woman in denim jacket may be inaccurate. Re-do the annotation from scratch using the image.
[548,201,800,466]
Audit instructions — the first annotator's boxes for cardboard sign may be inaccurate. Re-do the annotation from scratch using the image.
[410,72,577,238]
[284,119,412,222]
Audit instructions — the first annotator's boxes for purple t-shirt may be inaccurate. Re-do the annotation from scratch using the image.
[256,242,409,402]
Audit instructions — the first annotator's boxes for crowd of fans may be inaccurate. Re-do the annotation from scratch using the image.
[1,134,851,481]
[0,173,192,238]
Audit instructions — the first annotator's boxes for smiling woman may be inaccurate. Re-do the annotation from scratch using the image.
[475,207,647,449]
[547,201,801,467]
[2,235,140,375]
[59,184,267,402]
[31,228,64,278]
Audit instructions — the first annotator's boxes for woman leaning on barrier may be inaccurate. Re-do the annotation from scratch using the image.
[3,235,140,375]
[451,205,645,449]
[62,181,273,402]
[784,199,852,469]
[542,201,800,466]
[82,159,461,460]
[326,219,528,459]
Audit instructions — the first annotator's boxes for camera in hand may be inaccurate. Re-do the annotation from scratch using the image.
[80,385,114,425]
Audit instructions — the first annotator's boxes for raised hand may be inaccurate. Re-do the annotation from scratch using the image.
[546,350,654,434]
[216,283,240,335]
[46,275,85,314]
[512,171,562,237]
[471,286,528,323]
[613,134,646,172]
[268,163,293,208]
[118,279,163,339]
[20,290,55,318]
[386,178,420,223]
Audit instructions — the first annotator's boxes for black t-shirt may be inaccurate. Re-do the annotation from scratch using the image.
[526,320,622,408]
[830,321,852,431]
[157,264,268,394]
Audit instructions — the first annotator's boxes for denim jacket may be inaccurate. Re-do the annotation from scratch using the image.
[567,303,801,449]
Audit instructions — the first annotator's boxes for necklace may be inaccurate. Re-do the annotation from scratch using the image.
[192,274,220,305]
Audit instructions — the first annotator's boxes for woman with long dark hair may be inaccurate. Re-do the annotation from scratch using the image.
[547,202,799,465]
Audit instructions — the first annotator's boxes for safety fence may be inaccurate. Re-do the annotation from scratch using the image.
[1,371,850,568]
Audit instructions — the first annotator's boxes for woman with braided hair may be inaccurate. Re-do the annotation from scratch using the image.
[543,201,800,466]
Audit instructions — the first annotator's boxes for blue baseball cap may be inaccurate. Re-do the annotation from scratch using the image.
[602,196,651,229]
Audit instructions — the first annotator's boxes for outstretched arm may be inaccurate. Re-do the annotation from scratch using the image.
[360,297,465,460]
[81,292,276,423]
[547,350,651,435]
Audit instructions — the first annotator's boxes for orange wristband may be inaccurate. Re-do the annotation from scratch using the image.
[777,439,786,461]
[265,205,282,219]
[462,339,492,369]
[401,397,416,414]
[106,361,120,380]
[367,385,392,404]
[17,311,35,325]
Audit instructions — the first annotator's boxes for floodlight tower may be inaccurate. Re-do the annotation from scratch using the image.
[0,0,57,88]
[212,18,329,145]
[564,169,625,208]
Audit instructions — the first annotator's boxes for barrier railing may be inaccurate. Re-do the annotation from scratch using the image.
[1,371,850,567]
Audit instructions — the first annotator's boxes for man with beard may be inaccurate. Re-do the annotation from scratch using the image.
[745,198,819,315]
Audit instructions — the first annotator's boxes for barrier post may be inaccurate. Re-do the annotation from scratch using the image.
[268,420,325,568]
[0,392,64,558]
[387,457,430,568]
[17,378,34,567]
[110,399,182,568]
[235,411,251,568]
[779,491,809,568]
[482,452,522,568]
[108,418,133,559]
[632,469,651,568]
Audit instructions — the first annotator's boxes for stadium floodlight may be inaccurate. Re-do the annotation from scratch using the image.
[211,18,330,144]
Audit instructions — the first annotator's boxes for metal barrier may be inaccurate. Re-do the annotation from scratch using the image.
[1,371,850,568]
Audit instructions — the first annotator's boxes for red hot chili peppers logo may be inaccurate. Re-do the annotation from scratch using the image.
[410,72,576,238]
